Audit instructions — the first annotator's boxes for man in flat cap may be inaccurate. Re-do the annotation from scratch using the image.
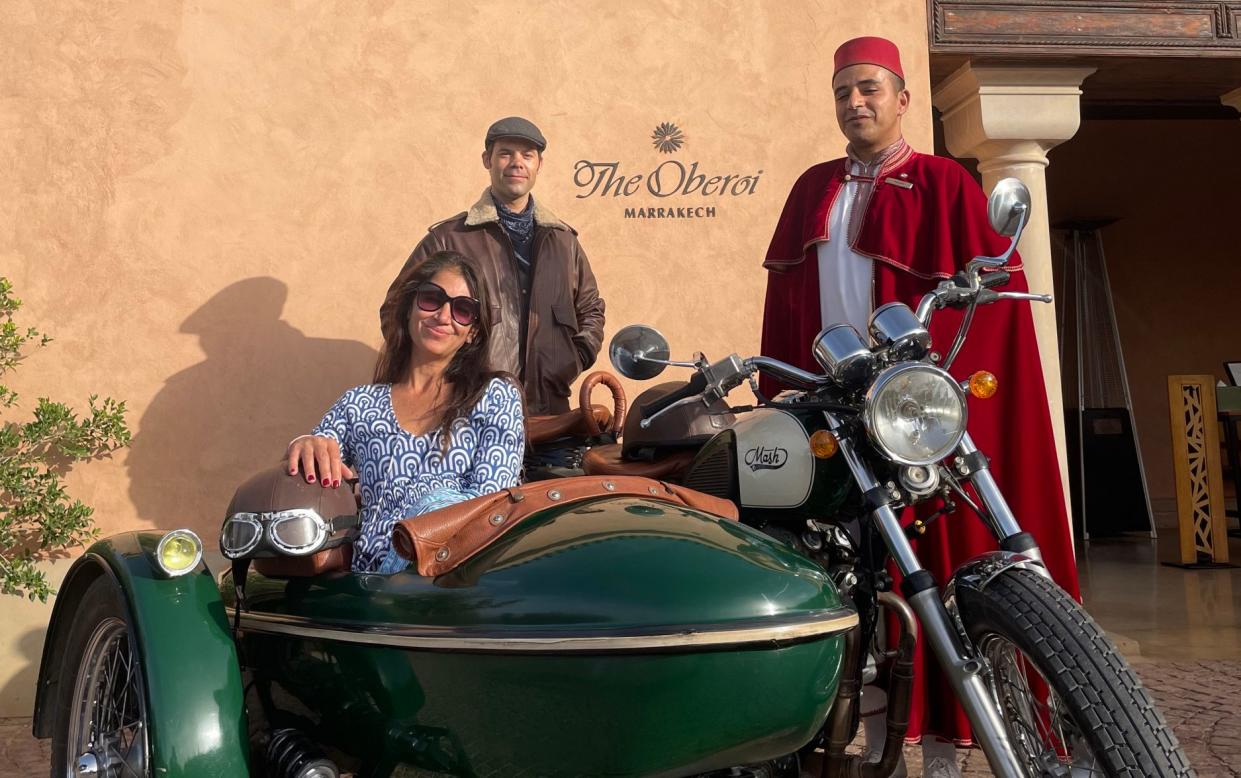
[760,36,1078,778]
[381,117,605,415]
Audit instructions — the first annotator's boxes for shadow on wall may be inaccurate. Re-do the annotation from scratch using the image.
[0,628,45,717]
[126,278,377,537]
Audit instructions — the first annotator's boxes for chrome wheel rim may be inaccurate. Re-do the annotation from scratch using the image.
[66,616,149,777]
[978,633,1104,777]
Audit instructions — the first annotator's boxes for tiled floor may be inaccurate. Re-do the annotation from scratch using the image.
[1078,535,1241,662]
[6,535,1241,776]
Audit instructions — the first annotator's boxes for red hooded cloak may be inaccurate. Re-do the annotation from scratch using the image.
[761,150,1079,743]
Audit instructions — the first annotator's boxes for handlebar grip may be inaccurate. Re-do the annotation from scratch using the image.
[951,271,970,288]
[980,270,1011,290]
[640,373,707,420]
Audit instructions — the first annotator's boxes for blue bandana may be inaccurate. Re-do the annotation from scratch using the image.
[494,195,535,270]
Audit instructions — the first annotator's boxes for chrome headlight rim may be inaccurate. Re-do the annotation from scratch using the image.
[155,528,203,578]
[862,363,968,467]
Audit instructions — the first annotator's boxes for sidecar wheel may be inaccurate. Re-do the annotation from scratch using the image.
[956,567,1192,777]
[50,576,150,778]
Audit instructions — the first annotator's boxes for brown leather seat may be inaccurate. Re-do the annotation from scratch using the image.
[527,405,613,445]
[581,444,696,480]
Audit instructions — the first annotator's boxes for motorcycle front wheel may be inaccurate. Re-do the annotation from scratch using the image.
[955,567,1193,777]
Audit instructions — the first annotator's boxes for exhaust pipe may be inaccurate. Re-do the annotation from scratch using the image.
[821,618,862,778]
[820,591,918,778]
[861,591,917,778]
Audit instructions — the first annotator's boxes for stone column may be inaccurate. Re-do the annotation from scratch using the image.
[932,64,1095,532]
[1222,86,1241,115]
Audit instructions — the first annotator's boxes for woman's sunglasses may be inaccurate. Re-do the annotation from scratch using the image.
[414,282,481,327]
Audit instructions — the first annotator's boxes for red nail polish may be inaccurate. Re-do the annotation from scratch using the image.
[307,475,316,483]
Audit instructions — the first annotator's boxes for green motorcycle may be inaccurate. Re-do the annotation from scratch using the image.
[31,180,1189,778]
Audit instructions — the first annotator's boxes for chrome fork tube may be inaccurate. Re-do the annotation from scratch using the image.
[956,433,1047,567]
[902,587,1025,778]
[834,429,1027,778]
[956,433,1022,539]
[835,432,920,576]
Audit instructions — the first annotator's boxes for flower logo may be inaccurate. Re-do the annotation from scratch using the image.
[651,122,686,154]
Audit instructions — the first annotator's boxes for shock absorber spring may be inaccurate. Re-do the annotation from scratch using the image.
[266,728,340,778]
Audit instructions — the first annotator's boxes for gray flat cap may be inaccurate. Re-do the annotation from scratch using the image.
[485,116,547,151]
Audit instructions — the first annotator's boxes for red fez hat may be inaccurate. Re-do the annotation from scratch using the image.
[833,36,904,81]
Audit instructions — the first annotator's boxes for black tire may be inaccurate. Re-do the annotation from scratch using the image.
[49,575,151,778]
[955,567,1193,777]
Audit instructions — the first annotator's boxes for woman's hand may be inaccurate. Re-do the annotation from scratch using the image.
[286,435,355,487]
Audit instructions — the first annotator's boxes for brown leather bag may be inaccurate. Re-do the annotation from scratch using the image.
[391,476,738,577]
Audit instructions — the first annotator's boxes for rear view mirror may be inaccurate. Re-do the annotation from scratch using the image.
[609,325,670,380]
[987,178,1031,238]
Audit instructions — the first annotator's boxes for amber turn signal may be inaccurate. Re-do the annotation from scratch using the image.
[968,371,999,399]
[809,430,839,459]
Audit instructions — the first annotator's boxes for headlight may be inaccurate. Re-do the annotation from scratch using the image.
[863,364,967,466]
[155,529,203,577]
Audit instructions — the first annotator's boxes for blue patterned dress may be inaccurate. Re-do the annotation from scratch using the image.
[311,378,525,572]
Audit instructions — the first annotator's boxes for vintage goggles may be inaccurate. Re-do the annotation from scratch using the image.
[220,508,359,559]
[414,282,481,327]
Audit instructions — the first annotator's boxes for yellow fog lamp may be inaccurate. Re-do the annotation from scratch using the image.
[968,371,999,400]
[809,430,839,459]
[155,529,203,577]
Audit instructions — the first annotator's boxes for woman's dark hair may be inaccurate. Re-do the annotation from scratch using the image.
[373,250,518,447]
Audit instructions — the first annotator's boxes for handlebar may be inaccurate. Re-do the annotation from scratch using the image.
[916,266,1051,327]
[981,270,1010,290]
[633,267,1050,426]
[747,357,831,389]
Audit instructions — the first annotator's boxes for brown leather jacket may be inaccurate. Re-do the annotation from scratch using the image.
[381,190,606,415]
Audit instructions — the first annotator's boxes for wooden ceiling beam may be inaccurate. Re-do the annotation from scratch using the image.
[930,0,1241,57]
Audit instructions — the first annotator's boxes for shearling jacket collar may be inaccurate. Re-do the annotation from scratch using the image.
[463,189,570,231]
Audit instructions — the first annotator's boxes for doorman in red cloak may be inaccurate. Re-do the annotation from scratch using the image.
[759,36,1079,776]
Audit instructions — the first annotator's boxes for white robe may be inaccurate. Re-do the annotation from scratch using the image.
[816,164,873,336]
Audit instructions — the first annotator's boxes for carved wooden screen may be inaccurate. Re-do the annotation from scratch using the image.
[1167,375,1230,565]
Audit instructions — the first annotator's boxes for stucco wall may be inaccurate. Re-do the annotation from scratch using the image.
[0,1,932,715]
[1045,118,1241,529]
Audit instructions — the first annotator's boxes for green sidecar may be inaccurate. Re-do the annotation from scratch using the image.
[31,474,856,778]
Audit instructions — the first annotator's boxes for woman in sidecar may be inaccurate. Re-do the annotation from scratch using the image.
[281,249,524,574]
[32,251,856,778]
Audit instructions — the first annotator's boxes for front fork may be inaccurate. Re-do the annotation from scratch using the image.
[833,425,1043,778]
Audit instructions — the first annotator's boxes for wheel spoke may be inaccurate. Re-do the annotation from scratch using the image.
[979,633,1103,775]
[66,615,148,778]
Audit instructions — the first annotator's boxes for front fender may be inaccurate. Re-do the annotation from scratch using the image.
[942,550,1048,619]
[33,532,248,776]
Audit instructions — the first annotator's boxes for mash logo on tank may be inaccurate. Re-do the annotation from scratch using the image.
[574,122,762,219]
[744,446,788,471]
